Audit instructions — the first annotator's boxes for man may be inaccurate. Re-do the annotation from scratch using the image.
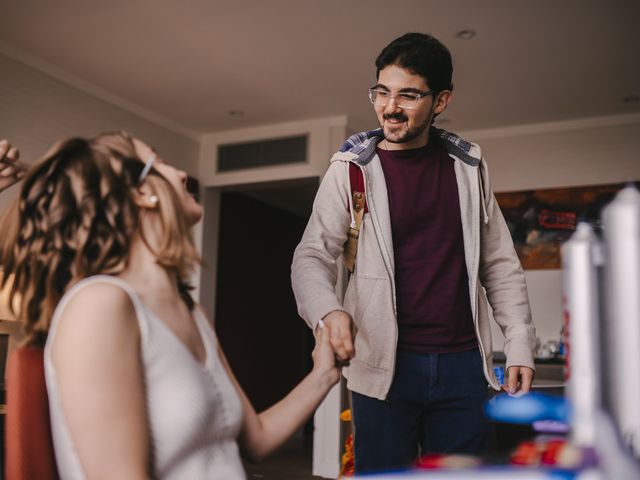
[291,32,535,473]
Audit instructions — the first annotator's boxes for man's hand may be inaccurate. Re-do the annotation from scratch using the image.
[320,310,355,365]
[505,366,534,395]
[0,140,27,193]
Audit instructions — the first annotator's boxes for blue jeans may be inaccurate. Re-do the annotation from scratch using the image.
[351,348,490,474]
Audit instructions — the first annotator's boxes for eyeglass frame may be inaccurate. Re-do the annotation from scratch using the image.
[367,87,437,110]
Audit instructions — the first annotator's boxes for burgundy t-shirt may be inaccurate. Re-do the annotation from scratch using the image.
[377,142,477,353]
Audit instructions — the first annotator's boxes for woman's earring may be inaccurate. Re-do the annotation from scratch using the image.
[149,195,159,206]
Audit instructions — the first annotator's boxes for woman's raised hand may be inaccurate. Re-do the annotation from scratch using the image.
[0,140,28,193]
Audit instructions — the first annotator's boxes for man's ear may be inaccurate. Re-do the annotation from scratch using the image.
[433,90,453,115]
[132,186,159,210]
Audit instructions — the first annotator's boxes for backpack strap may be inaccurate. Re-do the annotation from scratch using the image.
[343,163,367,273]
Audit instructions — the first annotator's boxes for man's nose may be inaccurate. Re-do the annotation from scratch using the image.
[384,95,403,114]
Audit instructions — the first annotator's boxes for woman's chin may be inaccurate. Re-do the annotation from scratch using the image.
[187,207,204,226]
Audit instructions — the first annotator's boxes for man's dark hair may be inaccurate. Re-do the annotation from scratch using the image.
[375,32,453,93]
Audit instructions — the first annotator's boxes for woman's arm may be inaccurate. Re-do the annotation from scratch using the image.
[219,326,340,463]
[51,282,151,479]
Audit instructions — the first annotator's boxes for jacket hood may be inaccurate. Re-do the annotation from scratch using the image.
[330,127,482,166]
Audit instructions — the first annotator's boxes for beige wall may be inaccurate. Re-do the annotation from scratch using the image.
[197,116,348,323]
[198,115,348,187]
[462,115,640,348]
[198,113,640,350]
[3,46,639,354]
[0,53,200,213]
[0,52,201,354]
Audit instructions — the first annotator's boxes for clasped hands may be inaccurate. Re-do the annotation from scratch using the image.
[319,310,355,368]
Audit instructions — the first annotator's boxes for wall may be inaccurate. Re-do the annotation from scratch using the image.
[198,115,349,188]
[0,52,200,214]
[461,114,640,348]
[0,51,201,353]
[197,113,640,352]
[200,113,640,351]
[197,115,348,322]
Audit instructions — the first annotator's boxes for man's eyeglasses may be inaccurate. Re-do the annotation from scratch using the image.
[368,88,435,109]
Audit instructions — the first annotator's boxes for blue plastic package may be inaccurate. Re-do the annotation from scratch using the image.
[485,392,570,425]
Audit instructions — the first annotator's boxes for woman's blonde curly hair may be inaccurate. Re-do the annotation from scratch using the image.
[0,131,200,346]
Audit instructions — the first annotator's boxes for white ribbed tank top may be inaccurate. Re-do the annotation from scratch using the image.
[44,275,245,479]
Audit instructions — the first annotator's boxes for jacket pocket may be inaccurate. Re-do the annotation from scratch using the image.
[350,277,394,371]
[354,216,388,280]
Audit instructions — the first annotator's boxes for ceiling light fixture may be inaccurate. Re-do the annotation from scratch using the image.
[456,29,476,40]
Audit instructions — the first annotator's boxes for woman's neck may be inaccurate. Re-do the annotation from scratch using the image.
[118,235,179,302]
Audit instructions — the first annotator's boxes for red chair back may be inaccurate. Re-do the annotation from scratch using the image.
[5,345,59,480]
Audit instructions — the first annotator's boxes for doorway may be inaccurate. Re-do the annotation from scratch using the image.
[213,177,322,478]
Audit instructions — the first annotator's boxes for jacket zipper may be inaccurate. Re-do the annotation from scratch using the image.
[353,159,399,399]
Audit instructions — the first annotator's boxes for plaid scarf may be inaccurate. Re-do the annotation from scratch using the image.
[339,127,480,167]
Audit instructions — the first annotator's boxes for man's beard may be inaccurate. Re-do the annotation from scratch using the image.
[382,107,435,144]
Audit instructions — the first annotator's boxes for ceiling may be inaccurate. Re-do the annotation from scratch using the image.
[1,0,639,137]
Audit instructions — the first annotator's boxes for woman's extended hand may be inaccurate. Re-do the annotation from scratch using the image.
[233,324,343,463]
[311,322,342,388]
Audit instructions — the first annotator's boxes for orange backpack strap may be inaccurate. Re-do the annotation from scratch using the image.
[343,163,367,273]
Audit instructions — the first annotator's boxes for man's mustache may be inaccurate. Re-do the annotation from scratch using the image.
[383,113,408,122]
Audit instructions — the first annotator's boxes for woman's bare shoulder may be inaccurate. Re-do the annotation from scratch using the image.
[53,279,141,343]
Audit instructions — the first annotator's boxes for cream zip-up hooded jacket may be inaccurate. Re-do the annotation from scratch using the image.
[292,128,536,400]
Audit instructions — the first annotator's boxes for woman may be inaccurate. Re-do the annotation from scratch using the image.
[1,132,340,479]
